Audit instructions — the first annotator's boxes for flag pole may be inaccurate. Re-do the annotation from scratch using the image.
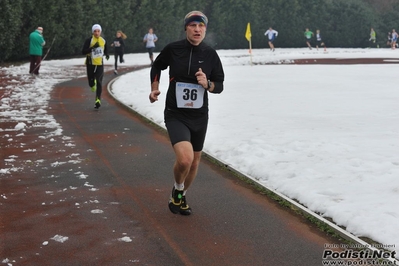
[249,37,253,66]
[245,22,253,66]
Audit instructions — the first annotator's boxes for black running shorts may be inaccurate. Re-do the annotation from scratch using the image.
[147,47,155,56]
[165,118,208,152]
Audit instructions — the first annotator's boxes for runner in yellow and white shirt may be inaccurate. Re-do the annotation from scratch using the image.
[82,24,109,109]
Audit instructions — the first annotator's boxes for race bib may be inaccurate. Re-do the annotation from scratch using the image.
[176,82,205,109]
[91,47,104,58]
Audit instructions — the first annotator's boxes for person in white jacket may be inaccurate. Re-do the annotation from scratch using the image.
[264,27,278,51]
[143,28,158,65]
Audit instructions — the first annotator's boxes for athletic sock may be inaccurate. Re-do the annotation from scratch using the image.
[174,182,184,191]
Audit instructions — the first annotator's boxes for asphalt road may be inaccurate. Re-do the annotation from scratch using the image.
[0,67,346,265]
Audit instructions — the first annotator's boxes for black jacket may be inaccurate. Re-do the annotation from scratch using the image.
[151,39,224,119]
[112,37,125,53]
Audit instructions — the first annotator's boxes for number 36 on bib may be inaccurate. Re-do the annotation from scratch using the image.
[175,82,205,109]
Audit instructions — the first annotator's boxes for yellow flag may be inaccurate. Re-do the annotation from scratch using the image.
[245,22,251,41]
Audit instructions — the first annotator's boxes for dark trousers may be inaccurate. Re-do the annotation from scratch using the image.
[29,55,42,74]
[114,51,124,70]
[86,64,104,100]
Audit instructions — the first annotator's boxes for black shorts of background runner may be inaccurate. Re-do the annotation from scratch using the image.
[147,47,155,56]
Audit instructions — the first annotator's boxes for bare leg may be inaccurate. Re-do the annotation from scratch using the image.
[183,151,201,190]
[169,141,202,215]
[172,141,201,189]
[269,41,275,51]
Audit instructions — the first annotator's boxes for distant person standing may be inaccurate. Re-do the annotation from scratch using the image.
[391,29,398,49]
[264,27,278,51]
[315,29,326,52]
[143,28,158,65]
[304,28,314,50]
[29,27,46,75]
[81,24,109,109]
[111,30,127,75]
[369,28,376,47]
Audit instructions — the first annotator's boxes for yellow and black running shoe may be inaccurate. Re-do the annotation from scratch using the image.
[168,187,183,214]
[179,196,192,216]
[94,98,101,109]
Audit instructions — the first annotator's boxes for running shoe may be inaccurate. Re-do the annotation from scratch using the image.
[168,187,183,214]
[94,98,101,109]
[179,196,192,216]
[114,70,118,75]
[91,79,97,92]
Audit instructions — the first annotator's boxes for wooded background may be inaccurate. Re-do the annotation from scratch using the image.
[1,0,398,62]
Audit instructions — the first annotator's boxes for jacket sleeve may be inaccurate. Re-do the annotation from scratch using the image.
[209,52,224,94]
[104,40,109,57]
[81,38,92,55]
[41,35,46,46]
[150,45,170,83]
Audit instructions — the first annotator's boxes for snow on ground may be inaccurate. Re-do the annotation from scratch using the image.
[1,48,398,255]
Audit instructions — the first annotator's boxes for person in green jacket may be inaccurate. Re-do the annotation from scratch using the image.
[304,28,314,50]
[29,27,46,75]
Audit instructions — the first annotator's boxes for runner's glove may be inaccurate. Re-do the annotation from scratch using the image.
[105,55,109,60]
[92,42,100,49]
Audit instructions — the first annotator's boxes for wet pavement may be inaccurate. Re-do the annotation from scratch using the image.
[1,66,346,265]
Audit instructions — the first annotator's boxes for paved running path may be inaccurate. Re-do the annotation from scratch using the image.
[1,67,345,265]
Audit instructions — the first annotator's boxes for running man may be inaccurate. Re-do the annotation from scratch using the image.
[304,28,314,50]
[81,24,109,109]
[264,27,278,51]
[315,29,326,52]
[369,28,376,47]
[143,28,158,65]
[387,32,392,47]
[149,11,225,215]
